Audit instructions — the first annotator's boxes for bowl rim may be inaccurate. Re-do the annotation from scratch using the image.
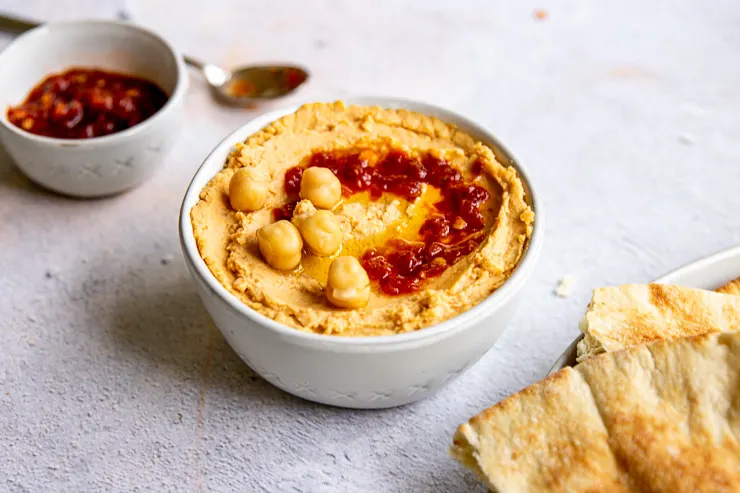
[179,97,544,348]
[0,19,188,147]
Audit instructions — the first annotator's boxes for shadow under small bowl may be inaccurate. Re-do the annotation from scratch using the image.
[179,97,544,409]
[0,20,188,197]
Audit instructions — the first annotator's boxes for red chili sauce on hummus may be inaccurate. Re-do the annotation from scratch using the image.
[275,150,492,296]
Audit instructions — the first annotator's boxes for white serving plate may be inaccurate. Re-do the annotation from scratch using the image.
[548,244,740,375]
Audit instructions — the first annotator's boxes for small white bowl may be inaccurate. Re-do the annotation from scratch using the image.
[179,98,544,409]
[0,20,188,197]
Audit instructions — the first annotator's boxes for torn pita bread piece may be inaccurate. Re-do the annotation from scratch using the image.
[451,332,740,493]
[451,367,632,492]
[718,277,740,296]
[576,283,740,361]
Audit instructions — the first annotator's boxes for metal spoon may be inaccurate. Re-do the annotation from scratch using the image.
[0,13,310,107]
[184,56,309,106]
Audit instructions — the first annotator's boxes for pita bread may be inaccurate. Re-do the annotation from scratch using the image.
[576,284,740,361]
[451,332,740,493]
[451,367,632,492]
[718,277,740,296]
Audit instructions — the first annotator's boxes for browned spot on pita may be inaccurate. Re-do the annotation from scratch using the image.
[718,278,740,296]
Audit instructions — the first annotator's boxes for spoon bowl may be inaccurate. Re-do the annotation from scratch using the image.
[213,65,309,106]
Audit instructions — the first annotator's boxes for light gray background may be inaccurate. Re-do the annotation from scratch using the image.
[2,0,739,491]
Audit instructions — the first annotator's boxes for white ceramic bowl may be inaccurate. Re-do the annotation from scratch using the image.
[179,98,544,408]
[0,20,188,197]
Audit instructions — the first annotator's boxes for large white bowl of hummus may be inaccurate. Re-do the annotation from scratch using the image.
[179,98,543,408]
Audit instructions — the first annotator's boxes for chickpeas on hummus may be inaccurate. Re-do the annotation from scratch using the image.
[190,102,534,336]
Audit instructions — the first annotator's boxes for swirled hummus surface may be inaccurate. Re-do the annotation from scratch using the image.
[191,102,534,336]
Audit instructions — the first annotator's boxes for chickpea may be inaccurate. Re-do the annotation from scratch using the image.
[292,199,317,220]
[257,220,303,271]
[229,167,269,212]
[299,167,342,210]
[295,209,342,257]
[326,256,370,309]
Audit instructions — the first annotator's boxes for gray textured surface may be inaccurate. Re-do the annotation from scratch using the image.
[2,0,740,491]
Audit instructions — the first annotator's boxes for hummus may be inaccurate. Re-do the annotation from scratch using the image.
[191,102,534,336]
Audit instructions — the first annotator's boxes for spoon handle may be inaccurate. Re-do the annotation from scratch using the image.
[0,13,39,33]
[182,56,205,71]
